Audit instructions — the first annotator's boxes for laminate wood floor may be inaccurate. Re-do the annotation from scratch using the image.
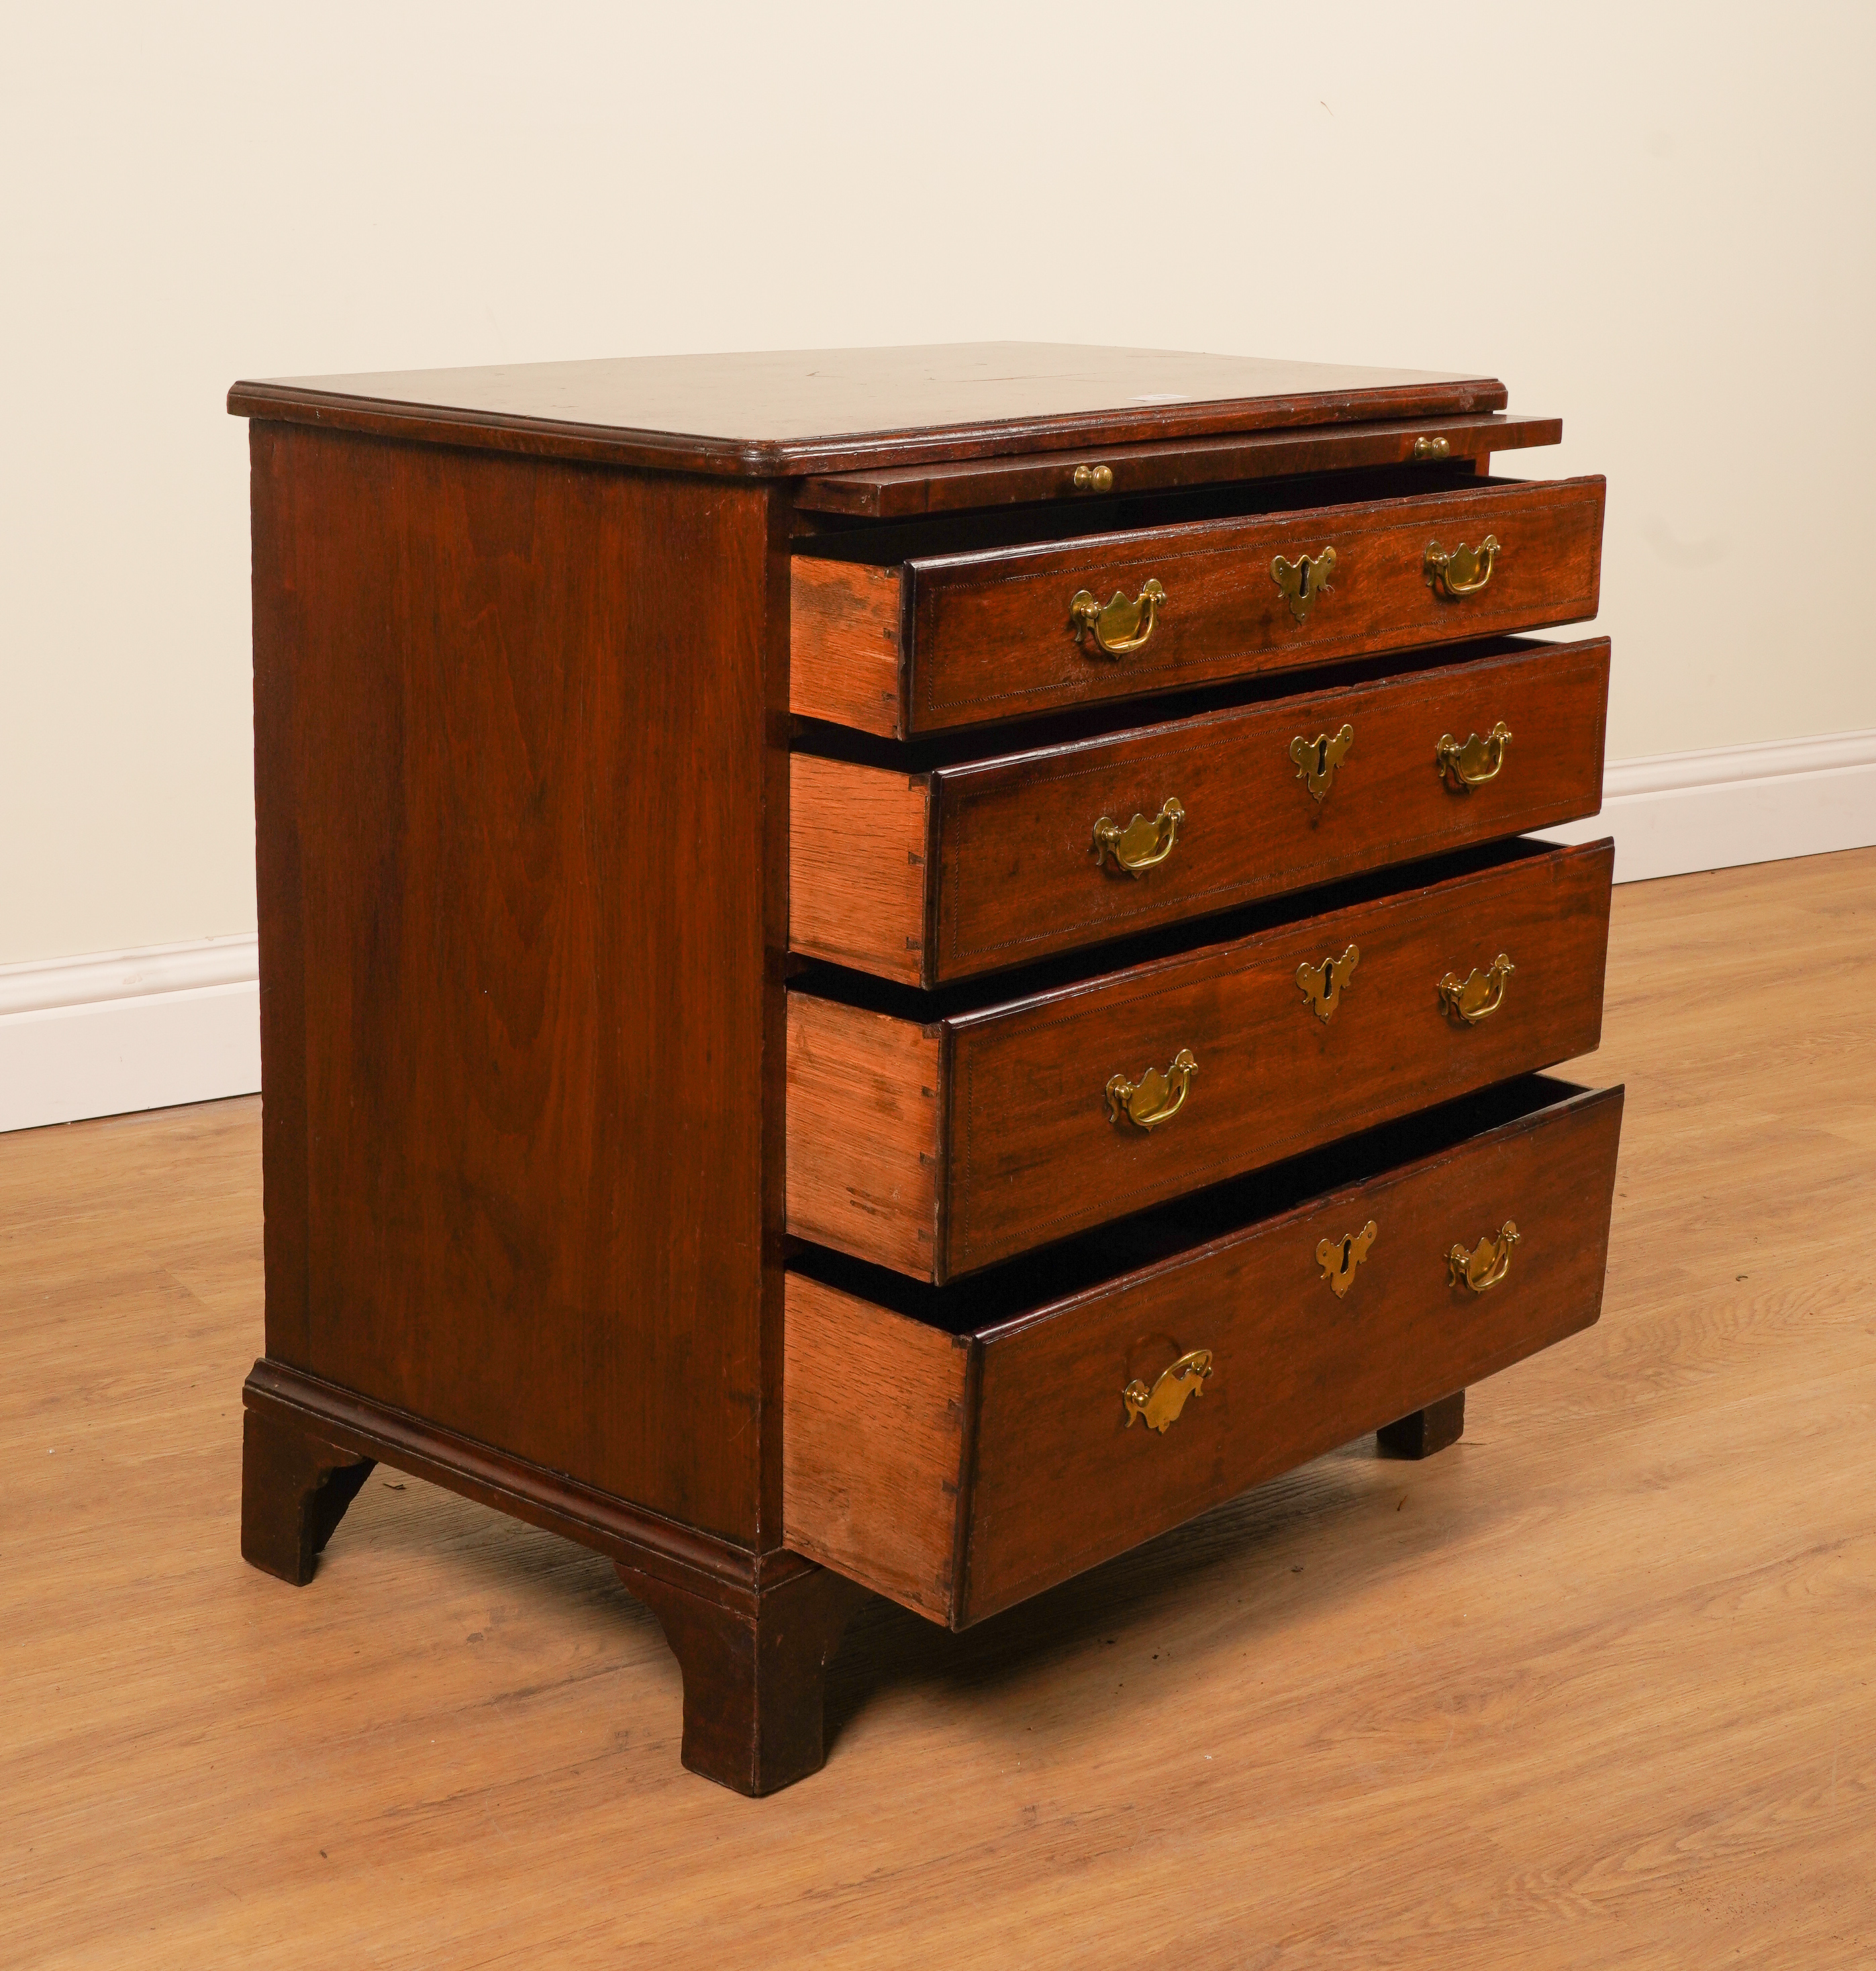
[4,849,1873,1969]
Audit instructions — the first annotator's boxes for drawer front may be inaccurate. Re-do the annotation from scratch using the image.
[789,635,1610,986]
[784,1080,1624,1627]
[792,476,1603,738]
[785,838,1614,1282]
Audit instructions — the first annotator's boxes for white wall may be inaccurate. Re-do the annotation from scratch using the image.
[5,1,1873,969]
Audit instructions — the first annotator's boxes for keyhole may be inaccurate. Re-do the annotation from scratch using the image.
[1315,738,1328,775]
[1338,1235,1353,1271]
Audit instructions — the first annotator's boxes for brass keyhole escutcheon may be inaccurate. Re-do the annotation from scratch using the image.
[1093,798,1184,875]
[1424,534,1501,597]
[1436,722,1512,790]
[1271,546,1338,624]
[1437,953,1515,1025]
[1122,1348,1214,1433]
[1290,722,1354,802]
[1316,1220,1378,1298]
[1296,943,1360,1022]
[1071,579,1166,657]
[1450,1220,1520,1292]
[1105,1049,1198,1131]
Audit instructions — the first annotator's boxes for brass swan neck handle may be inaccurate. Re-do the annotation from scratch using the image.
[1437,722,1512,789]
[1071,579,1166,657]
[1105,1049,1198,1131]
[1450,1220,1520,1292]
[1093,798,1184,875]
[1424,534,1501,597]
[1122,1349,1214,1432]
[1438,953,1514,1025]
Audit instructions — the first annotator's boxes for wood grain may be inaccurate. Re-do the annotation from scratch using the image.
[228,342,1509,478]
[784,993,944,1277]
[783,1277,973,1621]
[249,424,781,1545]
[5,847,1873,1964]
[794,412,1563,518]
[787,1082,1622,1628]
[791,635,1610,986]
[790,557,906,735]
[788,755,931,981]
[789,839,1615,1280]
[799,473,1605,736]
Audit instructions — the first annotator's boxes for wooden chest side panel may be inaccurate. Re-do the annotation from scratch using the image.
[789,755,930,983]
[249,425,775,1543]
[785,994,944,1277]
[961,1084,1625,1623]
[791,557,905,737]
[783,1275,973,1622]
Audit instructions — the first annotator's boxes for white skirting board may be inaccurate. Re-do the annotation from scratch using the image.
[1,730,1873,1135]
[1533,726,1876,881]
[0,936,260,1134]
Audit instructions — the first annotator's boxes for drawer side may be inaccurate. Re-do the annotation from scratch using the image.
[789,755,932,984]
[786,994,944,1278]
[791,558,905,737]
[783,1275,974,1622]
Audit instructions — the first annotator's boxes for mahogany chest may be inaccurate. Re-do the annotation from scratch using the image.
[230,344,1621,1792]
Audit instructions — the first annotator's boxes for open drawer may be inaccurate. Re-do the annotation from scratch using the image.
[787,836,1614,1282]
[784,1075,1624,1628]
[792,473,1606,738]
[791,634,1611,985]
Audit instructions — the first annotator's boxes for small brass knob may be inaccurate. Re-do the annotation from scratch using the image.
[1413,434,1452,461]
[1073,463,1115,494]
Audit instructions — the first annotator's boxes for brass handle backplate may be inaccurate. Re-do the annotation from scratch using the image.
[1316,1220,1378,1298]
[1093,798,1184,875]
[1296,943,1360,1022]
[1123,1348,1214,1432]
[1290,723,1354,802]
[1450,1220,1520,1292]
[1271,546,1338,624]
[1073,463,1115,494]
[1424,534,1501,597]
[1437,722,1513,789]
[1071,579,1166,657]
[1438,954,1515,1025]
[1105,1049,1198,1131]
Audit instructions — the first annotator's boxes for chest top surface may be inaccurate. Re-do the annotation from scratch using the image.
[227,341,1508,477]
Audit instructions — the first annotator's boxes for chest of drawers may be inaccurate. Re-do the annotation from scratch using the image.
[230,344,1622,1795]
